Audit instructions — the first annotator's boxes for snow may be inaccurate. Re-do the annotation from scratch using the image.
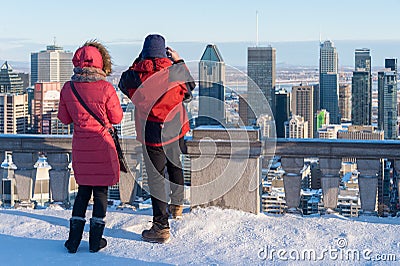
[1,206,400,265]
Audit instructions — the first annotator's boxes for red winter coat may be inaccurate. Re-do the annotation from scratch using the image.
[57,46,123,186]
[119,58,195,147]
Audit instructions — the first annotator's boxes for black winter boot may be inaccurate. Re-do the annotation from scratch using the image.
[89,217,107,252]
[64,217,86,253]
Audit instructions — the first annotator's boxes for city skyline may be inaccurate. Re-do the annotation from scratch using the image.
[1,0,400,67]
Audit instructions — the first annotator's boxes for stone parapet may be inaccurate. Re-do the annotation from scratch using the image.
[187,127,262,214]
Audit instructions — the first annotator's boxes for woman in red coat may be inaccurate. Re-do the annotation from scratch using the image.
[57,41,123,253]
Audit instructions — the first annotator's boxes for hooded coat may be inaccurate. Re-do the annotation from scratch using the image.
[57,42,123,186]
[119,58,195,147]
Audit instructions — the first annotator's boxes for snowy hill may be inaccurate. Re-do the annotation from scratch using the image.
[1,206,400,265]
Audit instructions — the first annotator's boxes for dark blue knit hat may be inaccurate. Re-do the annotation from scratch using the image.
[141,34,167,59]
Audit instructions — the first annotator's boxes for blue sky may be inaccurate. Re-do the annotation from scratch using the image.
[2,0,400,44]
[1,0,400,66]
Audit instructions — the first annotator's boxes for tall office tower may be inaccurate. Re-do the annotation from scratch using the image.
[0,93,29,134]
[0,61,24,94]
[33,82,71,134]
[26,87,35,132]
[238,94,247,125]
[338,84,351,122]
[31,45,73,86]
[17,73,30,89]
[352,71,371,125]
[355,48,371,72]
[197,44,226,126]
[275,88,290,138]
[291,85,315,138]
[385,58,397,72]
[378,59,398,139]
[247,46,276,125]
[284,115,308,138]
[319,40,339,124]
[352,48,372,126]
[238,93,253,126]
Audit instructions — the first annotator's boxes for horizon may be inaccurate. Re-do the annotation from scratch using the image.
[3,39,400,71]
[1,0,400,68]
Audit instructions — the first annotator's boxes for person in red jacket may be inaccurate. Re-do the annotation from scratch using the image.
[119,34,195,243]
[58,41,123,253]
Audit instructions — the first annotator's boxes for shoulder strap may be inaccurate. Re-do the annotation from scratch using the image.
[70,81,106,128]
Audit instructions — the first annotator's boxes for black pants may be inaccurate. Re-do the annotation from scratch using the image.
[72,185,108,219]
[142,138,185,226]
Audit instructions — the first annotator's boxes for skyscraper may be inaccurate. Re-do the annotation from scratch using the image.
[338,84,351,122]
[33,82,71,134]
[246,46,276,125]
[275,89,290,138]
[319,40,339,124]
[31,45,73,86]
[352,71,371,125]
[291,85,315,138]
[352,48,372,126]
[385,58,397,72]
[0,61,24,94]
[355,48,371,73]
[197,44,225,126]
[0,93,29,134]
[378,58,398,140]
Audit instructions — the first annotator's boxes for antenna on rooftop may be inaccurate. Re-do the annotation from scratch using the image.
[256,11,259,47]
[319,26,322,46]
[53,36,57,46]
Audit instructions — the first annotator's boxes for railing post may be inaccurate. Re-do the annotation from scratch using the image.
[1,154,17,207]
[319,158,341,213]
[46,152,71,208]
[12,152,36,208]
[280,157,303,213]
[0,152,5,179]
[33,154,52,206]
[118,156,138,208]
[187,127,262,214]
[357,159,379,215]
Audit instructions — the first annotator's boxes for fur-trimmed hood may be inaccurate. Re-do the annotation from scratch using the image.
[72,41,112,76]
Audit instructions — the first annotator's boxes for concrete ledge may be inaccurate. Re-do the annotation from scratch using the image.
[0,134,142,154]
[192,126,260,141]
[187,140,262,158]
[275,138,400,159]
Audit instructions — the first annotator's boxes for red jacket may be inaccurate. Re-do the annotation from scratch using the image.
[57,45,123,186]
[58,80,123,186]
[119,58,195,147]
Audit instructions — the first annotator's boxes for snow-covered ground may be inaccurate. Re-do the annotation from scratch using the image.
[1,206,400,265]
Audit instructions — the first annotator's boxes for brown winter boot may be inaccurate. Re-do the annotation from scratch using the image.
[141,222,170,243]
[168,204,183,219]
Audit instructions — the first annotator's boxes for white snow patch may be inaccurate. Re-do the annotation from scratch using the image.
[0,206,400,265]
